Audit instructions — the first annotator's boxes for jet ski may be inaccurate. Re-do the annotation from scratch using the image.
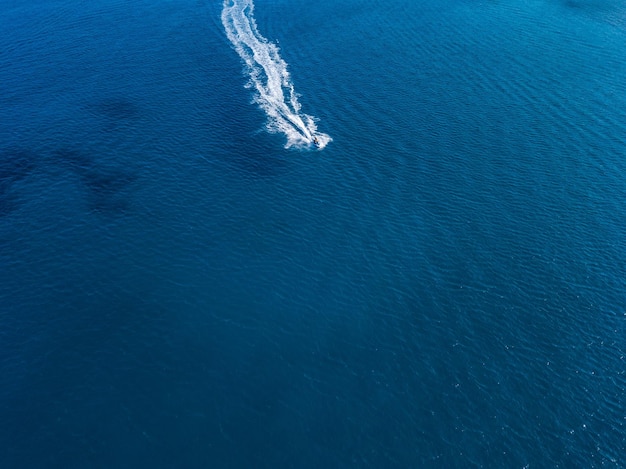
[312,136,320,147]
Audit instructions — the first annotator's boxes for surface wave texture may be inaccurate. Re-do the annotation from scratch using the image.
[1,0,625,467]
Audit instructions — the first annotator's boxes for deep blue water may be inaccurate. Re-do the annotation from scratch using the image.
[1,0,626,466]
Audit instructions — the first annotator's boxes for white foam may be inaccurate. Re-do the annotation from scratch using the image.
[221,0,331,149]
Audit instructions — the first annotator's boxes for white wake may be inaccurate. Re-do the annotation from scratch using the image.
[221,0,331,149]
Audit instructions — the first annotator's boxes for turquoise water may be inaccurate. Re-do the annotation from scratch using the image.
[1,0,625,466]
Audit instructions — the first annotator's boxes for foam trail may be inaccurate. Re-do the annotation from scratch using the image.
[221,0,331,149]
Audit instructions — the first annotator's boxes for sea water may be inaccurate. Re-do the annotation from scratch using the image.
[1,0,625,466]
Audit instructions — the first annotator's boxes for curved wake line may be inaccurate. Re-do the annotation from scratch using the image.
[221,0,331,149]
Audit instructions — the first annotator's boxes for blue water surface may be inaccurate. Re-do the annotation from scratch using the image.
[1,0,625,467]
